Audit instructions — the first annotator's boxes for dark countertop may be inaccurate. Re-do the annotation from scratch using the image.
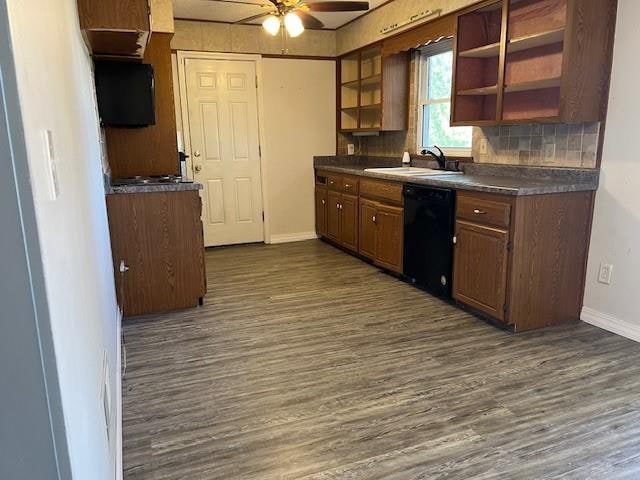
[106,182,203,195]
[314,156,599,196]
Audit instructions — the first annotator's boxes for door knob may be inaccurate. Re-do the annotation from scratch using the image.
[193,151,201,158]
[194,165,202,173]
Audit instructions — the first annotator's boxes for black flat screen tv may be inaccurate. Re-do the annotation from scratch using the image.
[95,61,156,127]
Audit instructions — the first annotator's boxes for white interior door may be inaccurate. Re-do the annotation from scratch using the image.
[184,58,264,247]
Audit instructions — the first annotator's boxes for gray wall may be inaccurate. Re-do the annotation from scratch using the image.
[0,2,69,477]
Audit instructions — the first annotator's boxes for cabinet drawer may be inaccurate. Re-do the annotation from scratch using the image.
[457,193,511,229]
[360,178,403,204]
[327,175,342,191]
[342,176,359,195]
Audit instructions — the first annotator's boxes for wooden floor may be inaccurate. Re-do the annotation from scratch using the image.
[123,240,640,479]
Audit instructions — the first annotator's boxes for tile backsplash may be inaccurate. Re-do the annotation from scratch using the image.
[338,122,600,168]
[473,123,600,168]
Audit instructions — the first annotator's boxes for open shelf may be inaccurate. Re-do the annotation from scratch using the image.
[359,103,382,109]
[360,74,382,87]
[508,27,565,53]
[459,42,501,58]
[458,85,498,96]
[508,0,567,39]
[505,76,561,92]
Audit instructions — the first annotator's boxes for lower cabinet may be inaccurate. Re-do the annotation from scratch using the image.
[359,198,404,274]
[452,190,593,331]
[453,220,509,322]
[106,190,207,317]
[324,188,358,252]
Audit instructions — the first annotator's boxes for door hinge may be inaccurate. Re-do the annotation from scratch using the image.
[506,242,512,252]
[258,144,262,157]
[262,211,265,221]
[452,235,457,245]
[255,75,258,88]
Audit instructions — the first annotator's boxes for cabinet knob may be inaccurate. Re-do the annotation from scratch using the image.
[321,199,325,205]
[473,209,486,215]
[345,183,351,188]
[372,215,376,223]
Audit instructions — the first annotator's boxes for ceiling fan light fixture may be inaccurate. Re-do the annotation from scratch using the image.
[284,12,304,37]
[262,15,281,36]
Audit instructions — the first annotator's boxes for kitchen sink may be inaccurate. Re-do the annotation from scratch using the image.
[364,167,462,176]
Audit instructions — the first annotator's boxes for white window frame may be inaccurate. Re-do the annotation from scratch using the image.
[417,40,472,157]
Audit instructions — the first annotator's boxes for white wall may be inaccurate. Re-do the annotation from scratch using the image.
[6,0,120,478]
[582,0,640,342]
[260,58,336,243]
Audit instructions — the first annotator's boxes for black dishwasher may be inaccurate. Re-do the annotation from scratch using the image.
[403,185,456,298]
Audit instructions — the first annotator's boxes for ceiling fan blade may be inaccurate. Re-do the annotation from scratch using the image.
[295,10,325,29]
[307,1,369,12]
[234,11,272,24]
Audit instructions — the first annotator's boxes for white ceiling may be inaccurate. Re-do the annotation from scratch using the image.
[172,0,387,30]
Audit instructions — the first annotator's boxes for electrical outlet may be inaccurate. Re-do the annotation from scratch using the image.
[479,138,488,155]
[544,143,556,161]
[347,144,355,155]
[43,129,60,200]
[598,263,613,285]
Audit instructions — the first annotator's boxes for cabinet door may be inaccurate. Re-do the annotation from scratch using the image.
[327,190,342,242]
[359,200,377,259]
[453,220,509,321]
[315,187,328,237]
[375,204,404,273]
[341,194,359,252]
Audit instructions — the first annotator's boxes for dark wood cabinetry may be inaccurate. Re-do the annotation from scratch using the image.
[317,172,403,273]
[315,186,328,238]
[358,199,403,273]
[77,0,174,58]
[316,173,359,252]
[453,220,510,321]
[451,0,617,125]
[106,190,206,317]
[452,190,592,331]
[373,203,404,273]
[338,46,409,133]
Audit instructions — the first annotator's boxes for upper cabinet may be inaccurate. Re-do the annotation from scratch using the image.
[338,46,409,132]
[451,0,617,125]
[77,0,174,59]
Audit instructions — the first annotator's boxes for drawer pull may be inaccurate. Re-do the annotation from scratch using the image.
[345,183,351,188]
[372,215,376,223]
[473,209,487,215]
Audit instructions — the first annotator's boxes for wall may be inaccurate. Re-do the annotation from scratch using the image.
[260,58,336,242]
[0,5,67,477]
[582,0,640,341]
[5,0,120,479]
[172,20,337,57]
[336,0,475,55]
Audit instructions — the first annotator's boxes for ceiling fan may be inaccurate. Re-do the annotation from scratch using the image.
[205,0,370,37]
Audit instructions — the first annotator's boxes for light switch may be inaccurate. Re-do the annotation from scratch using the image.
[347,144,355,155]
[43,129,59,200]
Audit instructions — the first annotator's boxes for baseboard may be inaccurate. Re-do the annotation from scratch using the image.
[581,307,640,343]
[115,308,123,480]
[268,231,318,244]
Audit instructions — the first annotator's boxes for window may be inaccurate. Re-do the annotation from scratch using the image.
[418,41,472,155]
